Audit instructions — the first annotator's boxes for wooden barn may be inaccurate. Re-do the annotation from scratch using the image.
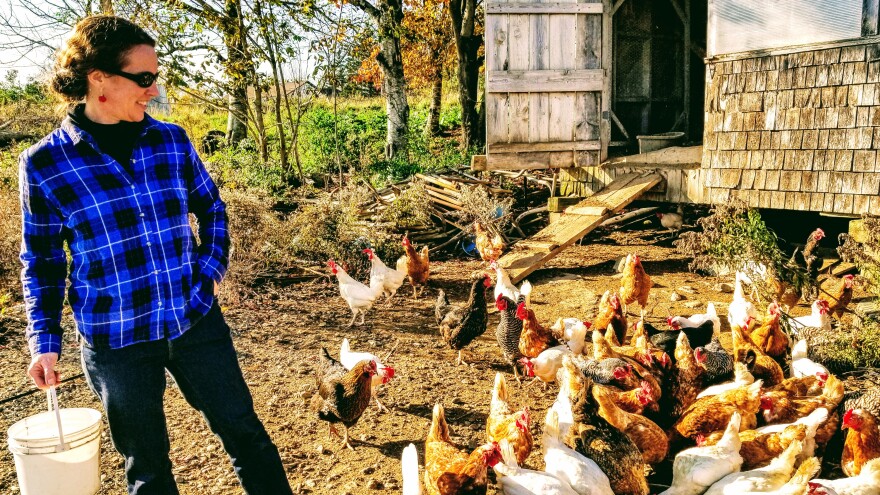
[481,0,880,281]
[478,0,880,215]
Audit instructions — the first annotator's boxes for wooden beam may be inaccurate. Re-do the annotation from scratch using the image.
[489,140,601,153]
[484,152,563,171]
[487,69,604,93]
[601,145,702,169]
[487,2,603,14]
[470,154,487,171]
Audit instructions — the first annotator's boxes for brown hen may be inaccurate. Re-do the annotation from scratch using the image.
[425,403,501,495]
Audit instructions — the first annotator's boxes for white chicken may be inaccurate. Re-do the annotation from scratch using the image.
[542,409,614,495]
[520,345,571,387]
[704,440,802,495]
[808,458,880,495]
[660,412,744,495]
[658,211,684,233]
[363,248,406,303]
[402,443,421,495]
[339,338,395,412]
[491,260,521,303]
[550,364,576,440]
[550,318,589,354]
[697,362,755,399]
[766,456,821,495]
[789,300,832,338]
[494,439,578,495]
[790,339,830,379]
[728,272,758,329]
[670,302,721,333]
[328,259,384,326]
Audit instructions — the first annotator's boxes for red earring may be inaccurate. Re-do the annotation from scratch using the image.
[98,95,107,103]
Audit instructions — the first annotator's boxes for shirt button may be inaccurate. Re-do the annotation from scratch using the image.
[131,159,136,163]
[147,242,152,246]
[130,185,136,190]
[157,301,162,307]
[139,212,145,217]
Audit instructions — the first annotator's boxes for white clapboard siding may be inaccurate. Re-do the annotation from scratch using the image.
[485,0,610,170]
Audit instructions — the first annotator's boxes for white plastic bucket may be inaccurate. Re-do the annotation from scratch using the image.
[7,388,103,495]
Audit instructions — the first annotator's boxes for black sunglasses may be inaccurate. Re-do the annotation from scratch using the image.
[105,69,159,88]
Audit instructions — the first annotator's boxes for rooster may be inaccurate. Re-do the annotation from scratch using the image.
[328,259,384,327]
[363,247,406,303]
[818,273,855,319]
[473,221,505,262]
[339,338,395,412]
[486,373,534,466]
[435,274,492,365]
[619,254,652,310]
[399,235,430,298]
[841,408,880,477]
[424,403,501,495]
[311,347,377,450]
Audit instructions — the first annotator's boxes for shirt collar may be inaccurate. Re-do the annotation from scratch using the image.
[61,110,160,147]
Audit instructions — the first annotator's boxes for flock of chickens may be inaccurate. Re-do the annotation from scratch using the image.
[310,224,879,495]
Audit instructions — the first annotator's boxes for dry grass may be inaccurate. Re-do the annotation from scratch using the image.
[839,214,880,299]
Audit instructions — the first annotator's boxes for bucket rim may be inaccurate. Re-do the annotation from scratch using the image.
[7,408,103,444]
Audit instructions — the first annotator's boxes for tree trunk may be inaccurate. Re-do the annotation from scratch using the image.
[450,0,484,150]
[351,0,409,160]
[223,0,249,146]
[425,68,442,137]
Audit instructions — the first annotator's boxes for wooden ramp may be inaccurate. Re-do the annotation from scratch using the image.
[499,172,663,283]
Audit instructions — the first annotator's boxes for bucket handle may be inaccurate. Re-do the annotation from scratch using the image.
[46,386,70,452]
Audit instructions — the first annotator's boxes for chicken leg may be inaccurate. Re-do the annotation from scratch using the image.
[456,350,469,366]
[347,312,358,327]
[373,396,389,413]
[329,423,355,450]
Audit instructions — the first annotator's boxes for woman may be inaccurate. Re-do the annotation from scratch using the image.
[19,15,292,495]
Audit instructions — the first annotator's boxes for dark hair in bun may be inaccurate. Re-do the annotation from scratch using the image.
[48,15,155,103]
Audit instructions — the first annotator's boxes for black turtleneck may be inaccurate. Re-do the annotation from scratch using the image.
[68,104,145,177]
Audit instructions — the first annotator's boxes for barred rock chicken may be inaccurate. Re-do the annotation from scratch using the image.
[311,347,377,450]
[592,290,628,347]
[364,248,406,303]
[670,381,763,445]
[573,355,640,390]
[841,408,880,477]
[339,338,395,412]
[486,373,534,466]
[619,254,652,310]
[704,440,803,495]
[473,221,505,262]
[660,412,744,495]
[517,302,560,358]
[495,293,525,381]
[399,235,430,298]
[749,302,788,364]
[328,259,384,326]
[808,458,880,495]
[563,360,649,495]
[818,273,855,319]
[592,384,668,464]
[542,409,614,495]
[841,388,880,422]
[424,403,501,495]
[732,323,785,387]
[435,274,492,365]
[696,334,735,386]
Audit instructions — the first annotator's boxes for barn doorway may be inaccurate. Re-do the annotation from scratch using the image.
[610,0,707,151]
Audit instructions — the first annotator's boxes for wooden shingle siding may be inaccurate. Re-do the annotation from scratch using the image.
[704,41,880,214]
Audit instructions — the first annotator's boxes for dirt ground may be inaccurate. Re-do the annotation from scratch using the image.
[0,227,835,494]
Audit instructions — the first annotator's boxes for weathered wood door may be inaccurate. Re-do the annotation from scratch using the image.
[484,0,611,170]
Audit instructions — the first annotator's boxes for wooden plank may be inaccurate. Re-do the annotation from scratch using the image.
[565,205,608,216]
[487,2,604,14]
[470,155,487,171]
[485,152,559,170]
[497,172,662,283]
[485,10,509,145]
[602,145,703,169]
[547,196,583,212]
[490,141,601,153]
[487,69,605,93]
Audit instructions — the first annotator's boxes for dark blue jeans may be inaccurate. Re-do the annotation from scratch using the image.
[81,303,292,495]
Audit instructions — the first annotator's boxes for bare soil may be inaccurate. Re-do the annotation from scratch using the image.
[0,227,829,494]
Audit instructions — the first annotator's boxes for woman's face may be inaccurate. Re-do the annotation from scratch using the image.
[91,44,159,123]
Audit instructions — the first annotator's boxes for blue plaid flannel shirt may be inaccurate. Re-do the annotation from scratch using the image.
[19,115,229,356]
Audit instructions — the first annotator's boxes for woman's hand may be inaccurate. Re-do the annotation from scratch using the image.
[214,280,220,295]
[28,352,60,389]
